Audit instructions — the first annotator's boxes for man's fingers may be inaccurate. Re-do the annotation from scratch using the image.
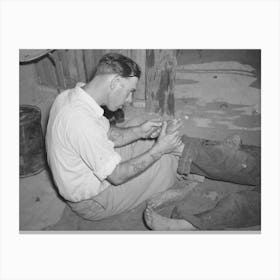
[172,135,182,146]
[152,127,161,135]
[173,123,183,131]
[149,127,160,137]
[169,130,180,137]
[166,119,183,134]
[176,138,183,146]
[150,131,159,138]
[148,121,163,128]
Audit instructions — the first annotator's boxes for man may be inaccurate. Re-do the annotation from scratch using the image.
[46,53,183,221]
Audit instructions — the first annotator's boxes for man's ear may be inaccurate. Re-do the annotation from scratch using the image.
[110,75,121,90]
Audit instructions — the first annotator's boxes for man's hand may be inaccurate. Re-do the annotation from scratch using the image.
[170,142,184,156]
[107,121,183,185]
[137,119,163,139]
[150,118,183,138]
[166,118,183,134]
[152,121,183,155]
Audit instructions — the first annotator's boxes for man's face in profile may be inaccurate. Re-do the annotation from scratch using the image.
[108,76,138,111]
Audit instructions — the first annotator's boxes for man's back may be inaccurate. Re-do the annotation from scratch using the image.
[46,84,121,202]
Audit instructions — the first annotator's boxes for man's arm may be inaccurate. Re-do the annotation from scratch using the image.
[107,122,182,185]
[108,125,141,148]
[107,145,163,185]
[108,120,163,148]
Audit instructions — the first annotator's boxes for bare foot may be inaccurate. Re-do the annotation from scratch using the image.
[144,207,197,231]
[147,181,199,210]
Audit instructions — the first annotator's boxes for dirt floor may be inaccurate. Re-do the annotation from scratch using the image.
[20,105,261,232]
[20,168,259,231]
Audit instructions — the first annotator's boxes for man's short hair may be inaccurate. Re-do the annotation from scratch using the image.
[95,53,141,79]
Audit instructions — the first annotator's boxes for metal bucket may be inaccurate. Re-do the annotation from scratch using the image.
[20,105,45,177]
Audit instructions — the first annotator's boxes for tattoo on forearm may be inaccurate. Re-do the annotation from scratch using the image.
[131,160,148,173]
[109,148,163,185]
[124,150,162,179]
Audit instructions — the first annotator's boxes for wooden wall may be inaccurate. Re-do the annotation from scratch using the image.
[35,50,86,90]
[31,49,176,115]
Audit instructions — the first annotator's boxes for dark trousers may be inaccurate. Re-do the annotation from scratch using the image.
[178,136,261,186]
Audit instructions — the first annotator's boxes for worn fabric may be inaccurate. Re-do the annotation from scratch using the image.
[67,139,179,220]
[178,135,261,186]
[46,83,121,202]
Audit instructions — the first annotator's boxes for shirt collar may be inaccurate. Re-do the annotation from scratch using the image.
[75,82,104,117]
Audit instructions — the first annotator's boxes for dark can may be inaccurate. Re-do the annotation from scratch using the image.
[20,105,46,177]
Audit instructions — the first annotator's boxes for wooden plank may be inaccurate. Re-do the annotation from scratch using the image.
[35,55,58,88]
[74,50,86,83]
[67,50,80,87]
[34,60,44,85]
[145,49,177,116]
[131,49,146,101]
[57,50,72,87]
[83,50,94,82]
[50,51,66,89]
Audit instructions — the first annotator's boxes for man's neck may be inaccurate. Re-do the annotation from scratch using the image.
[81,76,109,106]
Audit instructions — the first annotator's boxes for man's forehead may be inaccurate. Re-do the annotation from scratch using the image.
[128,76,138,87]
[127,76,138,83]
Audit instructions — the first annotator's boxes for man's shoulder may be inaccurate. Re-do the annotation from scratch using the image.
[50,86,107,133]
[65,106,105,133]
[52,89,92,119]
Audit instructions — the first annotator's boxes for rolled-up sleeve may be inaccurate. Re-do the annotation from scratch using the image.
[68,115,122,182]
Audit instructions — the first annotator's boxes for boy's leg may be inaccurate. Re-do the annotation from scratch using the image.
[178,135,261,186]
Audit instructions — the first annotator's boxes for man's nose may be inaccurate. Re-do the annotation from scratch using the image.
[125,93,133,104]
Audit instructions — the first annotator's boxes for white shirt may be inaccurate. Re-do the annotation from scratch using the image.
[46,83,121,202]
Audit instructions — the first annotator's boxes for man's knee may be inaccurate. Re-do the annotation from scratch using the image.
[67,200,106,221]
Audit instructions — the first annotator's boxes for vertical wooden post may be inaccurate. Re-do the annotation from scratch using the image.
[66,50,80,87]
[131,49,146,101]
[74,50,86,83]
[145,49,177,116]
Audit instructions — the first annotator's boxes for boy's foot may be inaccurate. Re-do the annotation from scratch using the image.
[144,206,197,231]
